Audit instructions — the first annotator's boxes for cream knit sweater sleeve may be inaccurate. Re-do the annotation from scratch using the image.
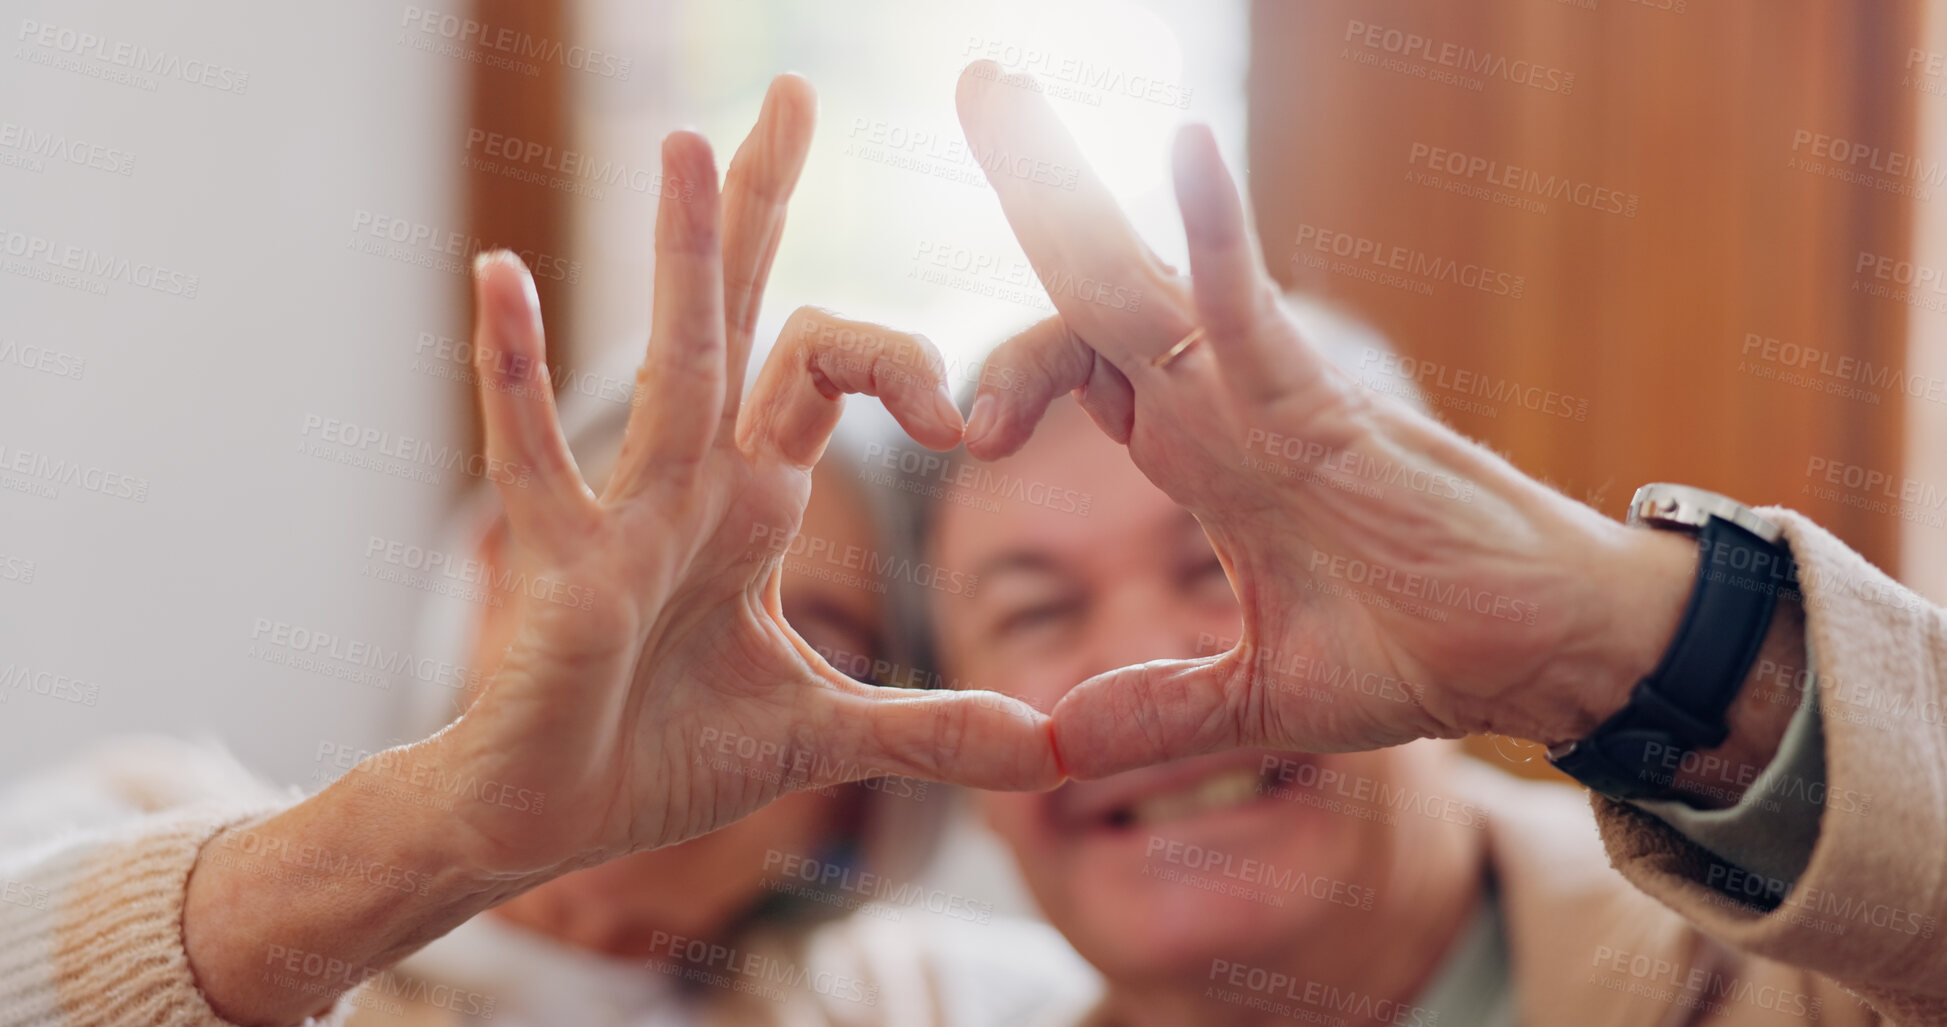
[1594,508,1947,1025]
[0,739,344,1027]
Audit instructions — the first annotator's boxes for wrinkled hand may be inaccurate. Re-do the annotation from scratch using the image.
[438,74,1058,878]
[951,62,1694,777]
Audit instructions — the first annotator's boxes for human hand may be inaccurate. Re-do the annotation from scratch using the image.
[950,61,1699,777]
[436,78,1058,877]
[187,75,1058,1027]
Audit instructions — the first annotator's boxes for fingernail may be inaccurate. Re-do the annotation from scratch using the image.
[965,393,997,447]
[922,380,959,436]
[472,250,495,280]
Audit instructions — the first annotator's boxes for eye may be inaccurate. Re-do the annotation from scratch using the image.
[992,596,1083,642]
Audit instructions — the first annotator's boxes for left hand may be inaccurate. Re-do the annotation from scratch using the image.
[950,61,1698,778]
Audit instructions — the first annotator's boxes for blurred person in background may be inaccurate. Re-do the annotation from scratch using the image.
[917,382,1858,1027]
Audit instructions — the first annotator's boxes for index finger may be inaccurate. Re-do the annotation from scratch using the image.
[720,73,817,427]
[953,60,1195,373]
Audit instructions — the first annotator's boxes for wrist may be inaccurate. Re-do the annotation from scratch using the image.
[184,739,529,1025]
[1662,591,1806,808]
[1527,517,1698,748]
[1523,513,1809,807]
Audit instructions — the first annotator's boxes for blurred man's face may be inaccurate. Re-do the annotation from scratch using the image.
[929,400,1415,976]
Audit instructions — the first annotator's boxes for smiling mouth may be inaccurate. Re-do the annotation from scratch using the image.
[1101,764,1279,830]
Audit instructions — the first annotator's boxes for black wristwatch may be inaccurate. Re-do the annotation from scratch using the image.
[1546,484,1797,801]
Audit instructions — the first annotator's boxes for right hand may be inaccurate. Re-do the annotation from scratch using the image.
[185,77,1056,1027]
[425,75,1058,879]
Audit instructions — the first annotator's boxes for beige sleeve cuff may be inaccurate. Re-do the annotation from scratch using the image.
[1591,507,1947,1019]
[1,802,349,1027]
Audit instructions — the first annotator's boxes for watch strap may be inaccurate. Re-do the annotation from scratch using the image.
[1549,516,1793,799]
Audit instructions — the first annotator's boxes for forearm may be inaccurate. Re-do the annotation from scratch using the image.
[182,736,531,1027]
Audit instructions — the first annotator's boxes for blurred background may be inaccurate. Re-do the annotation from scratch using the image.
[1,0,1942,907]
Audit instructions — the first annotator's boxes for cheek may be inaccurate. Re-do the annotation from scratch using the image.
[978,791,1046,854]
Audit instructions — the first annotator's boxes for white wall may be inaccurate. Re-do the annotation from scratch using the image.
[0,1,467,787]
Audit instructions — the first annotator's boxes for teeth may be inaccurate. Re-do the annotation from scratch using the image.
[1125,768,1263,826]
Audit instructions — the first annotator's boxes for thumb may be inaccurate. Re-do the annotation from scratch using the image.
[810,679,1064,792]
[1049,656,1247,780]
